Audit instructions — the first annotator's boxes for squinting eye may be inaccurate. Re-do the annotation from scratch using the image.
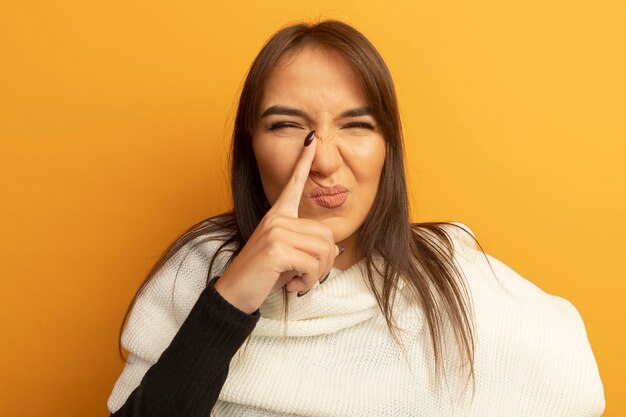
[343,122,375,130]
[268,122,302,131]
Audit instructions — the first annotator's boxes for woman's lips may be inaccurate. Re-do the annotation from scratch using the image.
[308,185,350,208]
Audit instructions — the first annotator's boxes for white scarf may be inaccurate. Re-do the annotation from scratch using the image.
[108,224,605,416]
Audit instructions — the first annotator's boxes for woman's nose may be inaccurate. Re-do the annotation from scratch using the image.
[310,131,342,175]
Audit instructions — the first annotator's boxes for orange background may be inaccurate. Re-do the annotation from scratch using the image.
[1,1,624,416]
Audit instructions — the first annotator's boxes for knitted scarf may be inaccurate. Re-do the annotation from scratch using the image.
[108,224,605,416]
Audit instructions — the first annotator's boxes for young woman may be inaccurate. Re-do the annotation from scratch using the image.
[107,19,605,416]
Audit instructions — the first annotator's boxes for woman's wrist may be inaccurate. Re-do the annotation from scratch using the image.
[212,274,260,316]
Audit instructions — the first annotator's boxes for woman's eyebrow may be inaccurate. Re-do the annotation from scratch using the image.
[337,107,372,119]
[260,105,373,121]
[261,106,308,119]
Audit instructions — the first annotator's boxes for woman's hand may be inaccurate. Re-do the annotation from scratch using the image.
[214,131,342,314]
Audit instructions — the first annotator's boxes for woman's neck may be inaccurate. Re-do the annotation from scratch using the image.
[333,231,359,272]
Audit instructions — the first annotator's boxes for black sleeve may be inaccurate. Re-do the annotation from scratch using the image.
[110,275,261,417]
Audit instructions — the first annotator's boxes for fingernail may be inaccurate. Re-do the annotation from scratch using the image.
[304,130,316,147]
[320,271,331,284]
[297,289,310,297]
[336,244,345,257]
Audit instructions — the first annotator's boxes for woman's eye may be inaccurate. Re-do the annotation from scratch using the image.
[268,122,302,131]
[343,122,375,130]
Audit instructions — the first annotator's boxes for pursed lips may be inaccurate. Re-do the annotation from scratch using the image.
[307,185,350,208]
[308,184,349,198]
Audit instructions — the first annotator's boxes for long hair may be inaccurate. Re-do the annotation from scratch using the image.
[118,19,499,400]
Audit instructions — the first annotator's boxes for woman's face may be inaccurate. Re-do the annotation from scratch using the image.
[252,46,386,261]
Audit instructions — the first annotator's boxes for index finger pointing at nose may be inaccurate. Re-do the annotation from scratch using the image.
[272,130,317,218]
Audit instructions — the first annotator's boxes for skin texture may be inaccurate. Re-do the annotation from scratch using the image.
[252,46,386,271]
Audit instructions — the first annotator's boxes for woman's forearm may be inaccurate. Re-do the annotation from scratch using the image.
[110,276,261,417]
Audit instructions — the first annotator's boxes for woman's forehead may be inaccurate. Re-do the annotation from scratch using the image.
[261,47,367,111]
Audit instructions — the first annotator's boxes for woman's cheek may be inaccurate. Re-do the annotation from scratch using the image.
[254,143,297,201]
[339,135,385,162]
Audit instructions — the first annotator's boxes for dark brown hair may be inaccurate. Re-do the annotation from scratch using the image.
[119,19,499,401]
